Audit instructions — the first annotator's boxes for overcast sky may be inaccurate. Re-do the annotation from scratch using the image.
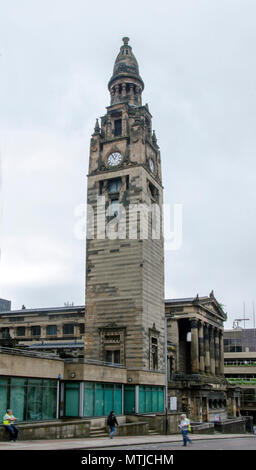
[0,0,255,329]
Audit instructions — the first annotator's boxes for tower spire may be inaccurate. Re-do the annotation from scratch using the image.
[108,37,144,106]
[122,36,129,46]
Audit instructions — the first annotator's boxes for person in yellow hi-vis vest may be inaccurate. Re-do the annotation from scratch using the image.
[3,409,19,442]
[178,414,192,447]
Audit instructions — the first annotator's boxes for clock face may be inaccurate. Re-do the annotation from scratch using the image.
[107,152,122,167]
[149,158,155,173]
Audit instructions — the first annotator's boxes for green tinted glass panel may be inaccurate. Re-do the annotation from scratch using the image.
[104,385,114,415]
[158,388,164,412]
[145,387,152,412]
[42,380,57,420]
[114,386,122,414]
[152,389,158,412]
[139,386,146,413]
[10,378,26,421]
[27,379,43,420]
[65,382,80,417]
[94,384,104,416]
[124,385,135,414]
[0,377,8,420]
[84,383,94,417]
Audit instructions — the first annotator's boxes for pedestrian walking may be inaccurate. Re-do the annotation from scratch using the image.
[107,411,118,439]
[178,413,192,447]
[3,409,19,442]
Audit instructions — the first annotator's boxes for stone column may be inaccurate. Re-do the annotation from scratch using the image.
[130,84,135,104]
[198,321,205,374]
[204,324,210,374]
[190,319,199,374]
[209,326,216,375]
[215,329,220,375]
[114,85,119,101]
[121,83,126,97]
[219,330,224,375]
[110,87,115,105]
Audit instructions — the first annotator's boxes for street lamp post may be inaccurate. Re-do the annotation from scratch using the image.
[164,315,172,435]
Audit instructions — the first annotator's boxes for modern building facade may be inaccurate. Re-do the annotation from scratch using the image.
[224,328,256,353]
[0,298,11,313]
[224,328,256,422]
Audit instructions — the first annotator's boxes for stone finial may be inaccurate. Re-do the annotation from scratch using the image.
[122,37,130,46]
[94,118,100,134]
[152,130,157,145]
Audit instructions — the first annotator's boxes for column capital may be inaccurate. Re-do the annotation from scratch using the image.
[190,318,199,329]
[214,327,221,337]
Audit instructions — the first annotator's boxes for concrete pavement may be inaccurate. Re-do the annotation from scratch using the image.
[0,433,254,450]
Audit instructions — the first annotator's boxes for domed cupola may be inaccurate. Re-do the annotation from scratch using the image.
[108,37,144,106]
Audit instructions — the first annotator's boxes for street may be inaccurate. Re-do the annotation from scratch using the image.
[96,436,256,451]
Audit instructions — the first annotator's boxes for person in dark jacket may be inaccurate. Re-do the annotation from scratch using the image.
[107,411,118,439]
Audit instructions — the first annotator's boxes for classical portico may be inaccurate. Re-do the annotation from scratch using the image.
[165,292,231,423]
[189,319,224,377]
[166,293,226,379]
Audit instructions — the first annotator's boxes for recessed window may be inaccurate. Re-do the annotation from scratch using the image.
[46,325,57,336]
[108,178,122,194]
[114,119,122,137]
[151,337,158,370]
[17,327,26,337]
[31,326,41,337]
[2,328,10,339]
[106,350,120,364]
[148,181,159,201]
[63,324,74,335]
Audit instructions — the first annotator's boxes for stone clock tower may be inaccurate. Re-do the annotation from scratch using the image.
[85,38,165,386]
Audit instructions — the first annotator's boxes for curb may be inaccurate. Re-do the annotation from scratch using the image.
[68,433,255,449]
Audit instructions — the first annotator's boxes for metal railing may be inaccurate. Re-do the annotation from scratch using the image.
[0,346,62,361]
[227,377,256,385]
[64,357,126,368]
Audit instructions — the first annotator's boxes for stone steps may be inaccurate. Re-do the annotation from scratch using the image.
[148,425,159,435]
[89,427,109,438]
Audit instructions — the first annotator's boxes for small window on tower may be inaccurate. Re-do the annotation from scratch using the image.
[151,337,158,370]
[105,350,120,364]
[108,178,122,194]
[114,119,122,137]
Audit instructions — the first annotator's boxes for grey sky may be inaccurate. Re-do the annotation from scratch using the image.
[0,0,255,328]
